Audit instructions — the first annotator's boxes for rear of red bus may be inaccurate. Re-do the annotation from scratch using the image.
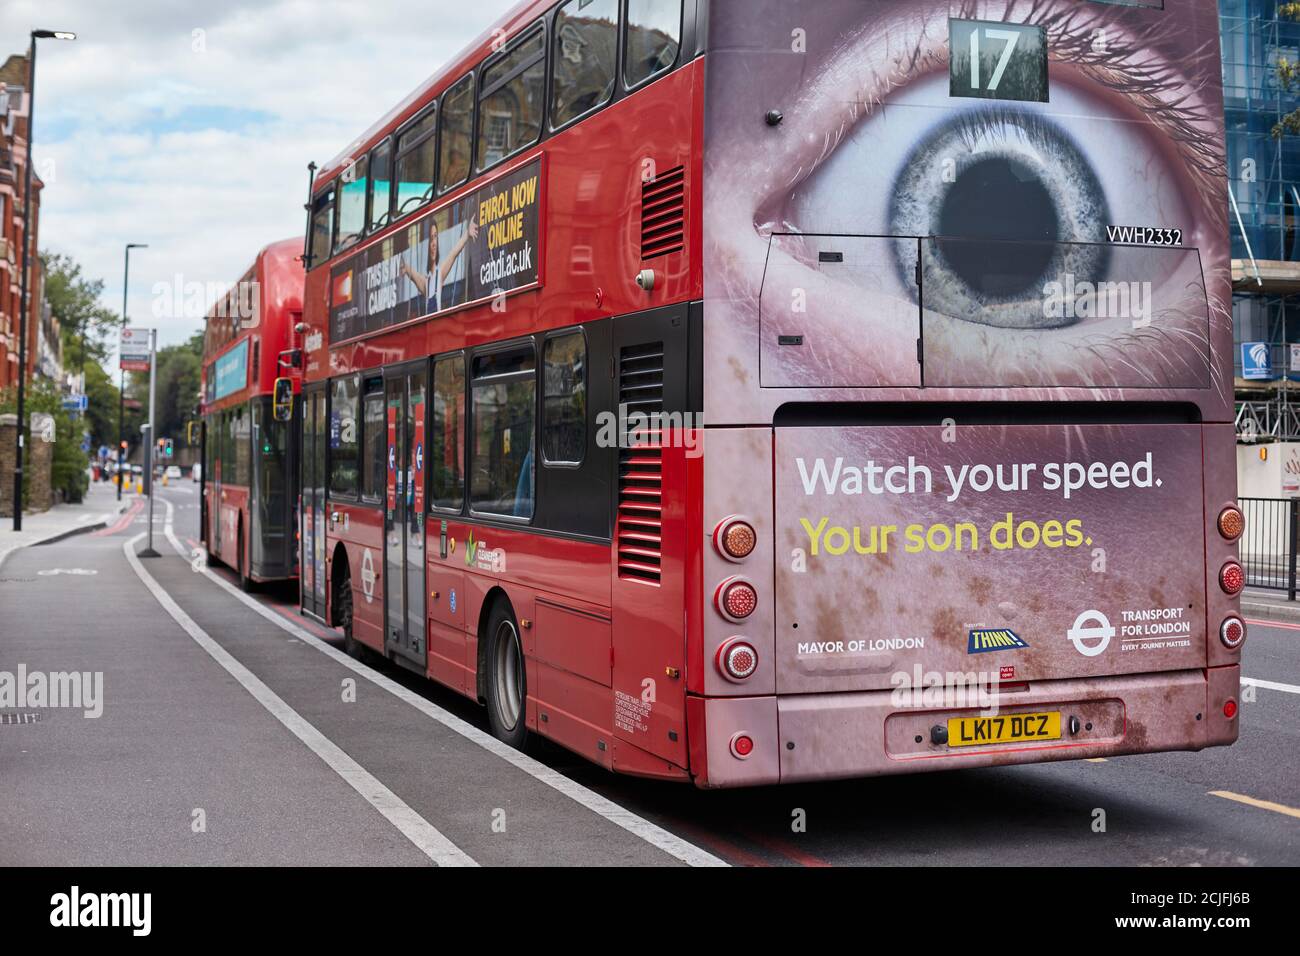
[199,238,305,587]
[686,0,1241,786]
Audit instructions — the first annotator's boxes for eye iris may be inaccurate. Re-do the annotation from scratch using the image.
[936,155,1059,297]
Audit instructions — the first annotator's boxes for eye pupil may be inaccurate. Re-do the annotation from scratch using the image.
[937,155,1059,296]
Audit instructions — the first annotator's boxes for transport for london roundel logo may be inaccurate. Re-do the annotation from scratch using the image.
[1067,610,1114,657]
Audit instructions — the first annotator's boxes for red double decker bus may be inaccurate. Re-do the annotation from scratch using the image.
[298,0,1241,786]
[200,238,305,590]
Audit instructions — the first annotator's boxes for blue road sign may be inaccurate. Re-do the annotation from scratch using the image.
[1242,342,1274,380]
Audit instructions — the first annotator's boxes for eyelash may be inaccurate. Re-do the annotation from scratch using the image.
[758,1,1222,228]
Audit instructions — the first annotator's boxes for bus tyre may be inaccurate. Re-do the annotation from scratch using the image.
[236,526,252,593]
[485,601,529,751]
[337,574,365,662]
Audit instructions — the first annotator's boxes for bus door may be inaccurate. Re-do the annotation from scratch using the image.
[301,385,328,620]
[384,365,427,665]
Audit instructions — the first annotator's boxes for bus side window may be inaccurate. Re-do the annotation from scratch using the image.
[476,27,546,172]
[542,331,586,465]
[367,139,394,233]
[624,0,682,89]
[334,153,369,254]
[361,382,385,502]
[395,106,437,216]
[438,75,474,193]
[329,375,360,498]
[431,355,466,511]
[470,345,536,519]
[550,0,619,129]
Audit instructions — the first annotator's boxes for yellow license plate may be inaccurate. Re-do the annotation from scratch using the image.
[947,712,1061,747]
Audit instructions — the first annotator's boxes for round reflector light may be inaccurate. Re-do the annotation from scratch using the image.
[717,639,759,681]
[730,733,755,759]
[1220,617,1246,649]
[715,518,757,561]
[1219,562,1245,596]
[1223,699,1238,719]
[716,578,758,621]
[1218,506,1244,541]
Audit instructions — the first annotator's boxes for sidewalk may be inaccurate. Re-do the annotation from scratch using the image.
[0,479,129,571]
[1240,586,1300,625]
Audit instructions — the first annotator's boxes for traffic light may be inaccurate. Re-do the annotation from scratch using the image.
[187,420,200,445]
[164,438,174,459]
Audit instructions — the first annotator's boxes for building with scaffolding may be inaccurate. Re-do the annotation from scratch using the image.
[1223,0,1300,442]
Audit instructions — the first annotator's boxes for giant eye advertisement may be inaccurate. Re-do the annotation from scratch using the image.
[329,157,542,344]
[704,0,1227,403]
[703,1,1230,695]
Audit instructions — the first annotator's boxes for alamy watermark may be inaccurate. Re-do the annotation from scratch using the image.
[151,274,261,326]
[595,404,703,457]
[0,664,103,718]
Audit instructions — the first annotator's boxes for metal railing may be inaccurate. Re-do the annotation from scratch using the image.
[1238,497,1300,598]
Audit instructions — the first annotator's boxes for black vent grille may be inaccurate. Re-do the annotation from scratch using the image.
[640,166,685,260]
[617,343,665,585]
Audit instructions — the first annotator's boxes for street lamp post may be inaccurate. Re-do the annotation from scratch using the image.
[12,29,75,531]
[117,243,147,501]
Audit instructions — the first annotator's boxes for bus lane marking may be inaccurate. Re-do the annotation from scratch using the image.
[161,499,727,867]
[123,529,476,867]
[1208,790,1300,821]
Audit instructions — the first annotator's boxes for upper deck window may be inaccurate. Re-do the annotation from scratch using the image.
[395,107,437,216]
[334,153,369,254]
[624,0,681,89]
[367,139,394,232]
[476,26,546,172]
[550,0,619,129]
[438,75,474,193]
[309,187,334,268]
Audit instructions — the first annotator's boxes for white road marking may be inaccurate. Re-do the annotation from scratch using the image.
[160,499,727,867]
[1241,677,1300,696]
[123,528,476,867]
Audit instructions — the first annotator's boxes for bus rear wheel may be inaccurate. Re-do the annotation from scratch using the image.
[236,524,252,592]
[336,570,367,663]
[485,600,529,751]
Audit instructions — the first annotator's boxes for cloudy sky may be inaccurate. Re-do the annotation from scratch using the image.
[0,0,517,359]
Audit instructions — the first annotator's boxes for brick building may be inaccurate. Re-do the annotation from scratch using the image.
[0,52,46,392]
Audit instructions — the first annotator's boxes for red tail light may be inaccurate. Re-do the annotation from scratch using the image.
[1220,617,1246,649]
[714,516,757,561]
[729,733,755,759]
[717,638,758,681]
[1223,699,1238,719]
[715,578,758,621]
[1217,506,1244,540]
[1219,561,1245,596]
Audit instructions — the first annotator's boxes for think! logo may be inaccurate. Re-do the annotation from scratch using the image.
[967,627,1030,654]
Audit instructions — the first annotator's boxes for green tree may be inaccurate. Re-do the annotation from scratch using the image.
[42,251,121,374]
[0,379,89,505]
